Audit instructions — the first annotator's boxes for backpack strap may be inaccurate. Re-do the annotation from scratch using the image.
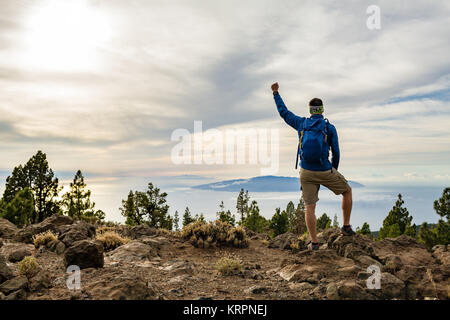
[324,118,332,172]
[323,118,330,145]
[295,119,308,169]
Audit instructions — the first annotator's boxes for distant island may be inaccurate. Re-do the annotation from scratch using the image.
[192,175,364,192]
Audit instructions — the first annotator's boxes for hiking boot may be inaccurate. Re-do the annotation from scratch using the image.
[341,225,356,236]
[307,242,320,251]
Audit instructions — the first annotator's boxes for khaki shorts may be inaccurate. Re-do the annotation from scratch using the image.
[300,167,351,205]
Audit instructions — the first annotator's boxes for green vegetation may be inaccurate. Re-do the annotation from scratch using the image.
[242,200,267,233]
[1,151,61,224]
[173,211,180,231]
[317,213,331,231]
[63,170,104,223]
[379,194,416,239]
[119,183,172,229]
[18,256,39,278]
[356,222,371,236]
[0,187,34,227]
[216,201,236,226]
[181,220,249,248]
[236,189,250,224]
[215,254,243,275]
[418,188,450,249]
[269,208,289,237]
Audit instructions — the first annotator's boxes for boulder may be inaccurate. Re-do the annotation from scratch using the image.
[128,225,157,239]
[5,289,27,300]
[432,245,450,266]
[108,241,157,263]
[58,221,96,247]
[331,234,374,259]
[55,241,66,254]
[353,255,383,269]
[0,219,18,239]
[85,273,158,300]
[244,285,269,295]
[268,232,305,250]
[14,215,74,243]
[29,270,52,292]
[140,236,169,249]
[371,235,434,267]
[326,280,375,300]
[0,254,14,284]
[371,272,405,300]
[382,254,403,273]
[161,260,194,276]
[278,250,356,283]
[64,240,104,269]
[8,248,32,263]
[0,275,29,295]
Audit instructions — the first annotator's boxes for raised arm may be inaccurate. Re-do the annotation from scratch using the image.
[271,82,304,130]
[329,124,340,170]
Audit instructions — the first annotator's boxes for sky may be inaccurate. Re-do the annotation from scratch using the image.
[0,0,449,223]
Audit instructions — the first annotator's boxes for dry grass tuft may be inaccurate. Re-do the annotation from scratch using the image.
[96,231,131,251]
[215,254,244,275]
[18,256,39,278]
[181,220,249,248]
[32,230,58,248]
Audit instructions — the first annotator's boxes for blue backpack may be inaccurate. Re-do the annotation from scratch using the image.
[295,118,330,169]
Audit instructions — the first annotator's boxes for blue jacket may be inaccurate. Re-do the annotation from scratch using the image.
[274,92,340,171]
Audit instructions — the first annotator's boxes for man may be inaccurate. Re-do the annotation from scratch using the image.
[271,82,355,251]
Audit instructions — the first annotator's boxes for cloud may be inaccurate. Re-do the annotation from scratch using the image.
[0,0,448,187]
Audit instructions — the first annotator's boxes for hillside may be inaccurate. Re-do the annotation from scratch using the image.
[192,175,364,192]
[0,216,448,300]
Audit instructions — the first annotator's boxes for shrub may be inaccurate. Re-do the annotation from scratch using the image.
[32,230,58,248]
[156,228,171,236]
[181,220,249,248]
[215,254,243,275]
[261,239,269,246]
[96,231,131,251]
[18,256,39,278]
[96,226,116,234]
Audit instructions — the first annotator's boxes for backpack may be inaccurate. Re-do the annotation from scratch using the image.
[295,118,330,169]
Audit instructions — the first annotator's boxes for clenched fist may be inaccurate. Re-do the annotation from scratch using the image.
[271,82,279,92]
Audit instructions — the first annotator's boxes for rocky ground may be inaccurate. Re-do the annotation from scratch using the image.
[0,216,449,300]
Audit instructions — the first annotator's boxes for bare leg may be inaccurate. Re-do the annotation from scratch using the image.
[342,187,352,226]
[305,203,318,243]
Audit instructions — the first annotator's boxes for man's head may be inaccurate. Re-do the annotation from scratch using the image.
[309,98,324,114]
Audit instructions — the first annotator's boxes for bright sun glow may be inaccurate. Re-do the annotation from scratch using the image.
[21,0,112,72]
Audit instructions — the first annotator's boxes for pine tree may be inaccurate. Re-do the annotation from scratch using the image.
[243,200,267,233]
[317,213,331,231]
[356,222,371,235]
[119,183,171,229]
[433,187,449,220]
[1,188,34,227]
[269,208,289,237]
[183,207,194,227]
[236,189,250,223]
[418,222,437,250]
[120,191,140,226]
[379,194,416,239]
[2,151,61,223]
[217,201,235,226]
[62,170,96,220]
[332,214,339,228]
[173,211,180,231]
[418,188,450,249]
[194,213,205,222]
